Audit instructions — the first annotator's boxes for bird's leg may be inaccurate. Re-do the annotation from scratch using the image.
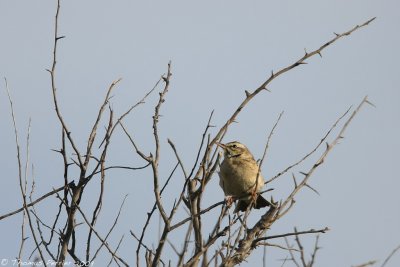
[250,186,258,207]
[225,195,235,207]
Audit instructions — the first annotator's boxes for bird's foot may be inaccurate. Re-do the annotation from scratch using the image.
[250,188,259,206]
[225,195,235,207]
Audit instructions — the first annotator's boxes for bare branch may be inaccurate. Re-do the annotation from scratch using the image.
[253,227,329,244]
[284,237,301,267]
[56,192,129,267]
[48,0,83,169]
[99,76,163,150]
[85,78,122,169]
[91,195,129,262]
[266,106,351,185]
[0,183,73,221]
[381,244,400,267]
[5,79,47,266]
[309,235,320,267]
[135,162,179,266]
[352,261,378,267]
[294,228,307,267]
[279,96,371,215]
[151,62,174,267]
[168,139,189,180]
[188,110,215,179]
[170,201,225,231]
[210,17,375,159]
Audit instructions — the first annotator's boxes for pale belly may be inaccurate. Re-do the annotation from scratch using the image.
[219,160,265,198]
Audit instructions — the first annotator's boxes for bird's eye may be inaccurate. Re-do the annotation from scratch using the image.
[232,144,237,148]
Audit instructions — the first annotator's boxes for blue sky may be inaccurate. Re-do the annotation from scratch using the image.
[1,1,399,266]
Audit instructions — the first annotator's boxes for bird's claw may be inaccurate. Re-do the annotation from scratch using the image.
[250,188,258,205]
[225,195,235,207]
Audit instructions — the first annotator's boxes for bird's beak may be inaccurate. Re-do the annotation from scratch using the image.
[216,142,227,149]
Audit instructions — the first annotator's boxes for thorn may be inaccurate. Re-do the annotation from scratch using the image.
[294,62,307,67]
[317,51,322,58]
[299,171,307,176]
[271,70,274,77]
[367,17,377,24]
[245,90,251,97]
[333,32,339,37]
[292,173,298,187]
[325,142,330,149]
[365,98,376,108]
[313,161,322,168]
[304,48,308,55]
[56,35,66,41]
[305,183,320,196]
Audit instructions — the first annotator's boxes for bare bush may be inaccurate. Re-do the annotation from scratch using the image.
[1,1,384,267]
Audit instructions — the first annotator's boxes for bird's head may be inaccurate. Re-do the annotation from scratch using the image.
[216,141,252,159]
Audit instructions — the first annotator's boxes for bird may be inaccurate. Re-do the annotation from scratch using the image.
[217,141,270,212]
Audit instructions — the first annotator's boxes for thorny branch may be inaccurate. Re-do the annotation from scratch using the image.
[220,96,372,266]
[2,4,378,266]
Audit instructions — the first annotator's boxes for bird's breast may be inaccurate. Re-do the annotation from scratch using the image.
[219,158,264,197]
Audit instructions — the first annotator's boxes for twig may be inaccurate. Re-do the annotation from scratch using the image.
[91,195,128,262]
[177,222,193,266]
[352,261,377,267]
[56,192,129,266]
[381,244,400,267]
[130,231,166,266]
[210,17,375,170]
[257,242,300,253]
[107,235,125,267]
[309,235,320,267]
[266,106,351,185]
[135,162,179,266]
[253,227,329,244]
[188,110,215,179]
[294,228,307,267]
[86,112,112,261]
[47,0,83,169]
[150,62,175,267]
[170,201,225,231]
[5,79,47,266]
[284,237,301,267]
[0,183,73,221]
[85,79,121,166]
[168,139,189,180]
[279,96,371,217]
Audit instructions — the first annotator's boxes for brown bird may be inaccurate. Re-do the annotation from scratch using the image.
[217,141,270,212]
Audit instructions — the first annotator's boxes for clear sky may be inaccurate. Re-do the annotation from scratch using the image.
[1,1,399,266]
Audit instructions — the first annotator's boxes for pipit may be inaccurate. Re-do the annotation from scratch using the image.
[217,141,270,212]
